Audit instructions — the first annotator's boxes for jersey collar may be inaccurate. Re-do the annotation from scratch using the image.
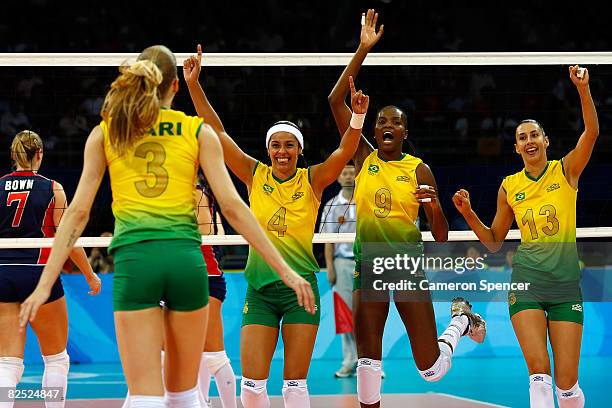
[10,171,37,176]
[524,161,550,182]
[272,170,298,184]
[377,151,407,162]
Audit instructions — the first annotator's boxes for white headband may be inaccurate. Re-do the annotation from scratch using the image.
[265,124,304,149]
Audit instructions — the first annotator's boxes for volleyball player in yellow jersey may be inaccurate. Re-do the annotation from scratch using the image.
[329,11,487,408]
[184,44,369,407]
[19,45,314,408]
[453,66,598,408]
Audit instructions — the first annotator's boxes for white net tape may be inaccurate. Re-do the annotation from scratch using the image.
[1,228,610,248]
[1,52,612,66]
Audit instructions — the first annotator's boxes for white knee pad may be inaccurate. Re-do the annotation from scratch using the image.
[240,377,270,408]
[204,351,230,374]
[418,343,452,383]
[165,385,201,408]
[529,374,554,408]
[42,350,69,406]
[282,379,309,408]
[42,350,70,378]
[556,382,585,408]
[0,356,25,388]
[357,358,382,405]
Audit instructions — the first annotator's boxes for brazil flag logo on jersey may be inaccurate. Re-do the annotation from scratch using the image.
[515,192,526,201]
[263,184,274,194]
[368,164,380,175]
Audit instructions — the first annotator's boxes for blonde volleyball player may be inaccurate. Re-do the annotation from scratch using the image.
[196,179,237,408]
[453,65,598,408]
[184,44,369,407]
[329,10,487,408]
[19,45,314,408]
[0,131,100,408]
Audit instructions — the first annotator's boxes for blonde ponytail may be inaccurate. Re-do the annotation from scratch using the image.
[11,130,43,170]
[101,60,163,155]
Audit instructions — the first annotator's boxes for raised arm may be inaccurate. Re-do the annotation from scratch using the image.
[415,163,449,242]
[184,45,257,186]
[311,76,369,197]
[52,183,101,295]
[197,124,315,313]
[328,9,383,171]
[562,65,599,189]
[452,185,515,253]
[20,126,107,325]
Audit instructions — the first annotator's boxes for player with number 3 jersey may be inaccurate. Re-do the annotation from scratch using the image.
[20,45,314,408]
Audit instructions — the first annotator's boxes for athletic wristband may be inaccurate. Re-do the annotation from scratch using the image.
[350,112,366,130]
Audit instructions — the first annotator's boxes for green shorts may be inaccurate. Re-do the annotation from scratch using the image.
[242,273,320,328]
[113,239,208,312]
[508,292,584,325]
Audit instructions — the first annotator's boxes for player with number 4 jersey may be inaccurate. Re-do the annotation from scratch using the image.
[246,164,320,290]
[453,65,598,408]
[184,43,369,408]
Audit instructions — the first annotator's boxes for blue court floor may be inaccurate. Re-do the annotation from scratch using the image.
[18,356,610,407]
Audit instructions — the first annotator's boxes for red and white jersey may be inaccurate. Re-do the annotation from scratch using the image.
[0,171,56,264]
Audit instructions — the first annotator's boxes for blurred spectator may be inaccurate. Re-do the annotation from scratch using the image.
[1,104,30,137]
[319,164,357,378]
[88,231,114,274]
[505,249,515,271]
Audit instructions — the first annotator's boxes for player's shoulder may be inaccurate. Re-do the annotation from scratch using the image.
[548,159,563,173]
[163,108,200,122]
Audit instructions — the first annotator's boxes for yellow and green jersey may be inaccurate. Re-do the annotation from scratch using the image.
[101,108,203,253]
[502,159,580,283]
[245,162,320,289]
[353,150,423,267]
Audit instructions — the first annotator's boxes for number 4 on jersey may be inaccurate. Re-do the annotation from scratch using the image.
[268,207,287,237]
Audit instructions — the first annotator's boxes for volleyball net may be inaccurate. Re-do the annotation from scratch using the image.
[0,52,611,257]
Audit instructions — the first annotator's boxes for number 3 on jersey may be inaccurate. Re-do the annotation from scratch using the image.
[134,142,168,198]
[268,207,287,237]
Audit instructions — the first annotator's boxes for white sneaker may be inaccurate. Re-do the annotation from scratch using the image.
[334,365,357,378]
[451,297,486,343]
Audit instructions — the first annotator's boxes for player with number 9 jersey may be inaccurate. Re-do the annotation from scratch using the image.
[352,150,423,279]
